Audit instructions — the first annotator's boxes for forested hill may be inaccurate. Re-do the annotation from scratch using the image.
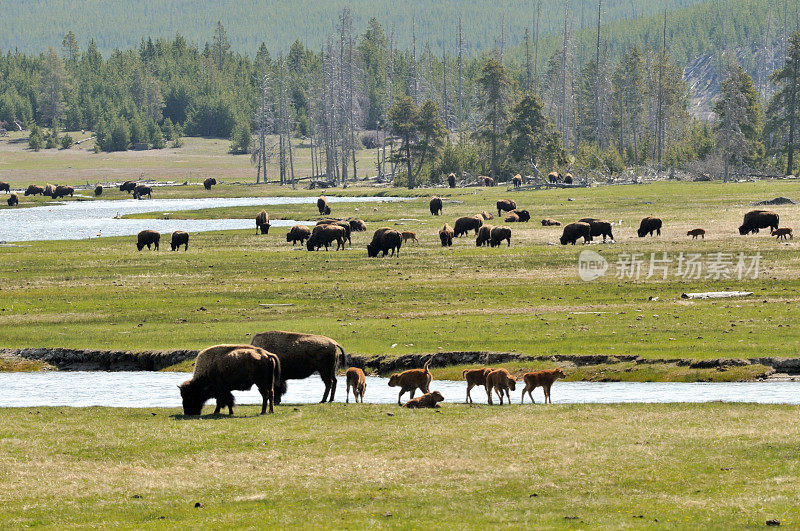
[0,0,709,56]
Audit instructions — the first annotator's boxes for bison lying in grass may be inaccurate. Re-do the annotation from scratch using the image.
[348,218,367,232]
[179,344,279,415]
[367,227,402,257]
[739,210,779,235]
[403,391,444,408]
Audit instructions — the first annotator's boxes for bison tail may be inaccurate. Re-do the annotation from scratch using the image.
[336,343,348,368]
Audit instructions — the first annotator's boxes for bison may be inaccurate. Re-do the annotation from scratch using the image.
[637,217,662,237]
[307,224,347,251]
[94,185,103,196]
[348,218,367,232]
[120,181,137,194]
[203,177,217,190]
[7,192,18,206]
[490,226,512,247]
[547,172,560,184]
[772,227,793,240]
[388,356,433,406]
[483,176,495,187]
[345,367,367,403]
[454,216,483,237]
[578,218,614,242]
[687,228,705,239]
[286,225,312,246]
[401,231,418,244]
[560,222,592,245]
[541,218,561,226]
[52,185,74,199]
[317,195,329,215]
[316,219,351,245]
[504,212,520,223]
[367,227,402,257]
[739,210,779,235]
[255,210,270,235]
[463,367,493,403]
[511,209,530,222]
[512,174,522,189]
[136,230,160,251]
[476,224,494,247]
[496,199,517,217]
[43,184,56,197]
[448,173,456,188]
[250,330,346,404]
[133,185,152,199]
[430,196,443,216]
[0,181,9,193]
[403,391,445,409]
[479,210,494,220]
[170,231,189,251]
[439,223,455,247]
[564,173,574,185]
[486,368,516,405]
[178,344,279,415]
[24,185,44,196]
[521,368,566,404]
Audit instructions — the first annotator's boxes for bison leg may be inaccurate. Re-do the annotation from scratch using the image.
[397,390,405,406]
[257,385,273,414]
[328,375,337,402]
[346,382,351,403]
[486,387,494,405]
[466,383,473,404]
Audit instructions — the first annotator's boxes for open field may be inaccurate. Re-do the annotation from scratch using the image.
[1,180,799,367]
[0,403,797,528]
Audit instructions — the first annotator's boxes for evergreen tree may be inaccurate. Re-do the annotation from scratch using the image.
[474,58,515,179]
[714,62,763,180]
[766,31,800,175]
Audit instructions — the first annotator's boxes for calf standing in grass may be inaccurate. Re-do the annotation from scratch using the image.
[521,368,566,404]
[772,227,793,240]
[463,367,492,403]
[346,367,367,403]
[403,391,444,408]
[687,228,705,239]
[388,355,433,406]
[401,231,418,244]
[486,368,516,405]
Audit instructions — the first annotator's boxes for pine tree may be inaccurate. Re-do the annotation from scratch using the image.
[475,58,514,179]
[767,31,800,175]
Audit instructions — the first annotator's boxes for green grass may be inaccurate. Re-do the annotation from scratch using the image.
[1,180,799,363]
[0,403,797,528]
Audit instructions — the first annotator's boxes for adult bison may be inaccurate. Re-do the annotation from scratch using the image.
[203,177,217,190]
[178,344,279,415]
[505,212,520,223]
[564,173,574,185]
[250,330,346,404]
[170,231,189,251]
[512,174,522,189]
[447,173,456,188]
[307,224,347,251]
[43,184,56,197]
[490,226,512,247]
[286,225,311,246]
[316,219,351,245]
[510,209,530,222]
[439,223,455,246]
[367,227,402,257]
[476,224,494,247]
[52,185,74,199]
[133,185,152,199]
[496,199,517,217]
[560,222,593,245]
[7,192,18,206]
[454,215,483,237]
[739,210,779,235]
[136,230,160,251]
[255,210,270,235]
[430,196,443,216]
[24,185,44,196]
[120,181,137,194]
[548,172,560,184]
[541,218,561,226]
[348,218,367,232]
[317,195,331,215]
[578,218,614,242]
[637,217,662,237]
[0,181,9,193]
[94,185,103,196]
[483,176,495,187]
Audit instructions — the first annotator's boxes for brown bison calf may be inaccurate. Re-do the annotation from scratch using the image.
[739,210,779,235]
[454,215,483,237]
[367,227,402,257]
[7,192,19,206]
[430,196,443,216]
[541,218,561,226]
[486,368,516,405]
[388,356,433,406]
[476,224,494,247]
[255,210,270,235]
[687,228,705,239]
[403,391,444,408]
[463,367,492,403]
[203,177,217,190]
[286,224,312,245]
[94,185,103,196]
[560,222,593,245]
[521,368,566,404]
[178,344,279,415]
[496,199,517,217]
[24,184,44,196]
[439,223,455,247]
[346,367,367,403]
[136,230,160,251]
[772,227,793,240]
[401,231,418,244]
[637,217,662,237]
[448,173,456,188]
[170,231,189,251]
[490,226,512,247]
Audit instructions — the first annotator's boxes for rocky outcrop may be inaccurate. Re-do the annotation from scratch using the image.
[1,348,197,371]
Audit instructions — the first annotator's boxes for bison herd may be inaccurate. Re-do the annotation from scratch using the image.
[180,331,568,415]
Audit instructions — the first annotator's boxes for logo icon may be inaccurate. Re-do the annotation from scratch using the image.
[578,250,608,281]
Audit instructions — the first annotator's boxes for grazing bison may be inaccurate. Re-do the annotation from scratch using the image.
[255,210,270,235]
[496,199,517,217]
[772,227,793,240]
[317,195,329,215]
[250,330,346,404]
[43,184,56,197]
[178,344,279,415]
[578,218,614,242]
[388,356,433,406]
[120,181,137,194]
[541,218,561,226]
[739,210,779,235]
[486,368,516,405]
[454,215,483,237]
[0,181,9,193]
[52,185,74,199]
[447,173,456,188]
[345,367,367,403]
[24,185,44,196]
[563,173,573,185]
[637,217,662,237]
[511,209,530,222]
[94,185,103,196]
[133,185,152,199]
[430,196,443,216]
[136,230,160,251]
[490,226,512,247]
[348,218,367,232]
[286,225,312,246]
[308,224,347,251]
[547,172,560,184]
[463,367,493,403]
[439,223,455,247]
[367,227,402,257]
[316,219,351,245]
[170,231,189,251]
[403,391,445,409]
[476,224,494,247]
[203,177,217,190]
[512,174,522,189]
[521,368,566,404]
[484,176,496,187]
[560,222,593,245]
[7,192,18,206]
[687,228,705,239]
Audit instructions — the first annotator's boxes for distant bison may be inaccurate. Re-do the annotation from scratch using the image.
[52,185,74,199]
[541,218,561,226]
[454,216,483,237]
[547,172,560,184]
[7,192,18,206]
[687,228,705,239]
[439,223,455,247]
[136,230,160,251]
[401,231,418,244]
[286,225,311,245]
[483,176,495,187]
[250,330,346,404]
[429,196,443,216]
[560,222,592,245]
[178,344,279,415]
[317,195,330,215]
[504,212,520,223]
[367,227,402,257]
[94,185,103,196]
[479,210,494,221]
[476,224,494,247]
[316,219,351,245]
[24,185,44,196]
[448,173,456,188]
[772,227,793,240]
[0,181,9,193]
[739,210,779,235]
[170,230,189,251]
[578,218,614,242]
[348,218,367,232]
[512,174,522,189]
[133,185,152,199]
[43,184,56,197]
[490,226,512,247]
[563,173,573,185]
[496,199,517,217]
[307,224,347,251]
[637,217,662,237]
[120,181,137,194]
[255,210,270,234]
[203,177,217,190]
[510,209,530,222]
